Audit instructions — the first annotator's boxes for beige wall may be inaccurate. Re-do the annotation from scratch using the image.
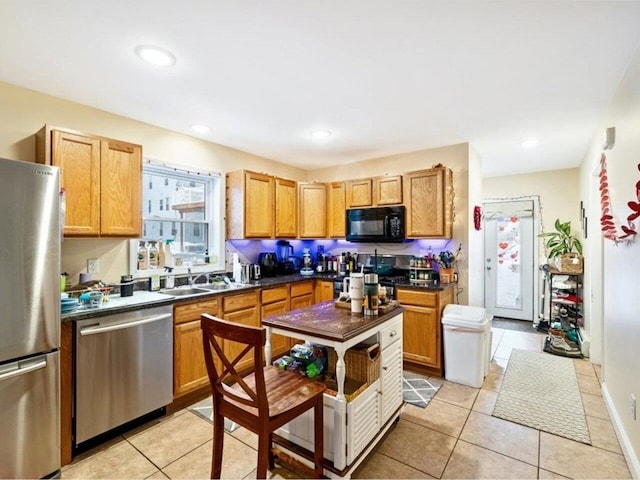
[0,81,306,283]
[1,81,473,301]
[579,42,640,476]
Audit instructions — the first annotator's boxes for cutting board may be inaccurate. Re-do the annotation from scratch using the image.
[334,299,398,313]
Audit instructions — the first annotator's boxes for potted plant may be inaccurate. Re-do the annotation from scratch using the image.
[538,219,583,272]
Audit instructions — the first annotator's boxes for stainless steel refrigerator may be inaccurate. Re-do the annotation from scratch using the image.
[0,157,61,478]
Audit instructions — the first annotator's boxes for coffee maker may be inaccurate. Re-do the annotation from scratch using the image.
[276,240,296,275]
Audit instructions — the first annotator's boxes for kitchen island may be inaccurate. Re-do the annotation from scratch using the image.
[263,300,404,478]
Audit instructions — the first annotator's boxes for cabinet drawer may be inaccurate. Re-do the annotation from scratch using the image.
[223,291,258,313]
[174,299,219,324]
[290,281,313,298]
[396,288,437,307]
[261,286,289,304]
[379,316,403,349]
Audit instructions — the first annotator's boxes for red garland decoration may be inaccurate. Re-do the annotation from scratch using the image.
[598,153,640,243]
[473,205,482,230]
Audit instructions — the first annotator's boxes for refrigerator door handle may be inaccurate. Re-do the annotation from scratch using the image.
[0,358,47,382]
[79,313,172,336]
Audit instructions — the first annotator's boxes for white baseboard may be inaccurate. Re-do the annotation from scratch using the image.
[602,382,640,479]
[579,326,590,358]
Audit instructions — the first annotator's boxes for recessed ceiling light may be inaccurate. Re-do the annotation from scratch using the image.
[310,129,332,139]
[191,124,210,134]
[134,45,176,67]
[522,137,539,148]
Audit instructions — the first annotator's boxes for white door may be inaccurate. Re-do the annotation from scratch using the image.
[484,200,537,321]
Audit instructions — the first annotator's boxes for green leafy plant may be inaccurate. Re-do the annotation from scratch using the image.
[538,219,583,258]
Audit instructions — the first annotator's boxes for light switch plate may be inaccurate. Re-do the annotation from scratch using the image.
[87,258,99,274]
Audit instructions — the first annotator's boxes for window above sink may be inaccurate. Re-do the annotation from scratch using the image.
[128,161,225,278]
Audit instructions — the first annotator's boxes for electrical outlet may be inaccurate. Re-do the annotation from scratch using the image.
[632,394,637,421]
[87,258,99,275]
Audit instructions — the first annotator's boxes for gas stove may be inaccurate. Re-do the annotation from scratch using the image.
[378,275,410,286]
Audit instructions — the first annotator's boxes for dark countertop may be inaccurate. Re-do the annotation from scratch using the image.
[262,300,404,343]
[60,272,451,322]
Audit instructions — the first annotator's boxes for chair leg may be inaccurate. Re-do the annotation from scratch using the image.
[268,432,275,470]
[211,411,225,479]
[313,396,324,479]
[256,424,271,479]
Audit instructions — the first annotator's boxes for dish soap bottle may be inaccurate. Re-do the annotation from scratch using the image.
[148,241,159,269]
[137,241,148,270]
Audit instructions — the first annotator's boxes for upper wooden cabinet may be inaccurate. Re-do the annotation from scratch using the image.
[275,177,297,238]
[35,125,142,237]
[226,170,298,239]
[346,175,403,208]
[327,182,346,238]
[346,178,372,208]
[226,170,274,239]
[374,175,403,205]
[298,183,327,238]
[403,166,453,238]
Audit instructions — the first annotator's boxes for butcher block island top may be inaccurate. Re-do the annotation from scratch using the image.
[262,299,404,343]
[262,300,405,478]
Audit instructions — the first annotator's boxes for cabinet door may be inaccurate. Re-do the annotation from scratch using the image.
[245,171,275,238]
[374,175,402,205]
[275,177,297,238]
[380,340,403,423]
[346,179,372,208]
[404,168,453,238]
[100,140,142,236]
[316,281,335,302]
[290,293,313,311]
[52,130,101,236]
[223,307,260,373]
[174,320,210,397]
[261,299,291,358]
[298,183,327,238]
[402,305,440,368]
[327,182,346,238]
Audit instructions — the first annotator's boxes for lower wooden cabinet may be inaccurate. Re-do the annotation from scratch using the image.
[222,291,260,374]
[261,286,291,358]
[173,298,219,398]
[316,279,335,302]
[396,287,453,376]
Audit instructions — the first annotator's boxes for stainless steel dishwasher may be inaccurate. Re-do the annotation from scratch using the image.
[75,305,173,446]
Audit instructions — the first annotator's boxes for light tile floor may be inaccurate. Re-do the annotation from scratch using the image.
[62,325,632,479]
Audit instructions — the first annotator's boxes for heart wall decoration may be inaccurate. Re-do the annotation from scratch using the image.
[598,153,639,243]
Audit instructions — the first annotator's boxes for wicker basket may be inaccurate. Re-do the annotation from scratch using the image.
[327,342,381,385]
[557,253,583,274]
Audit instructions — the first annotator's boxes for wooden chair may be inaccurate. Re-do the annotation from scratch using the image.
[200,313,326,479]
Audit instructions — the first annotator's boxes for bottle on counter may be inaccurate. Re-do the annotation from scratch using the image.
[137,241,148,270]
[164,266,175,289]
[158,240,165,269]
[164,239,174,268]
[148,241,159,269]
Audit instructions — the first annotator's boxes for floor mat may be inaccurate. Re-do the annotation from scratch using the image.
[493,349,591,444]
[402,372,441,408]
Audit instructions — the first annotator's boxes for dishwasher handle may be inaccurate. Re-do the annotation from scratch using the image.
[80,312,172,336]
[0,358,47,382]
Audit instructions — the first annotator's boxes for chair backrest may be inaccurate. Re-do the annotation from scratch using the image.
[200,313,267,412]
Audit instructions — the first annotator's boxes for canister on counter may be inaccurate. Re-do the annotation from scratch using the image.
[120,274,134,297]
[363,273,379,315]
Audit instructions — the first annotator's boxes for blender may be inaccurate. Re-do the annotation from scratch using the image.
[276,240,295,274]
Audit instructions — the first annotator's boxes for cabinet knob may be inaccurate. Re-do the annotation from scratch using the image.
[389,331,396,337]
[382,366,388,371]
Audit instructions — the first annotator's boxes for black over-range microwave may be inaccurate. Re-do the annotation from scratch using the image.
[346,206,406,243]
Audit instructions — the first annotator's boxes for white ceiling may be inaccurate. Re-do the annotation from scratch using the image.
[2,1,640,177]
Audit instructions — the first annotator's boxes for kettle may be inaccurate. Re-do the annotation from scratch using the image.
[258,252,277,277]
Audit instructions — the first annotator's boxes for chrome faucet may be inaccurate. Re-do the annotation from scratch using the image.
[187,268,211,286]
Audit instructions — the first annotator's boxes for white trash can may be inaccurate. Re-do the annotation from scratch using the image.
[442,304,492,388]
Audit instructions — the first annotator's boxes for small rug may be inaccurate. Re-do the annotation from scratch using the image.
[493,349,591,444]
[403,371,441,408]
[189,397,240,433]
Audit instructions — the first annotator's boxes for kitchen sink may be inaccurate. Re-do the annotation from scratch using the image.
[199,283,250,291]
[159,287,210,297]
